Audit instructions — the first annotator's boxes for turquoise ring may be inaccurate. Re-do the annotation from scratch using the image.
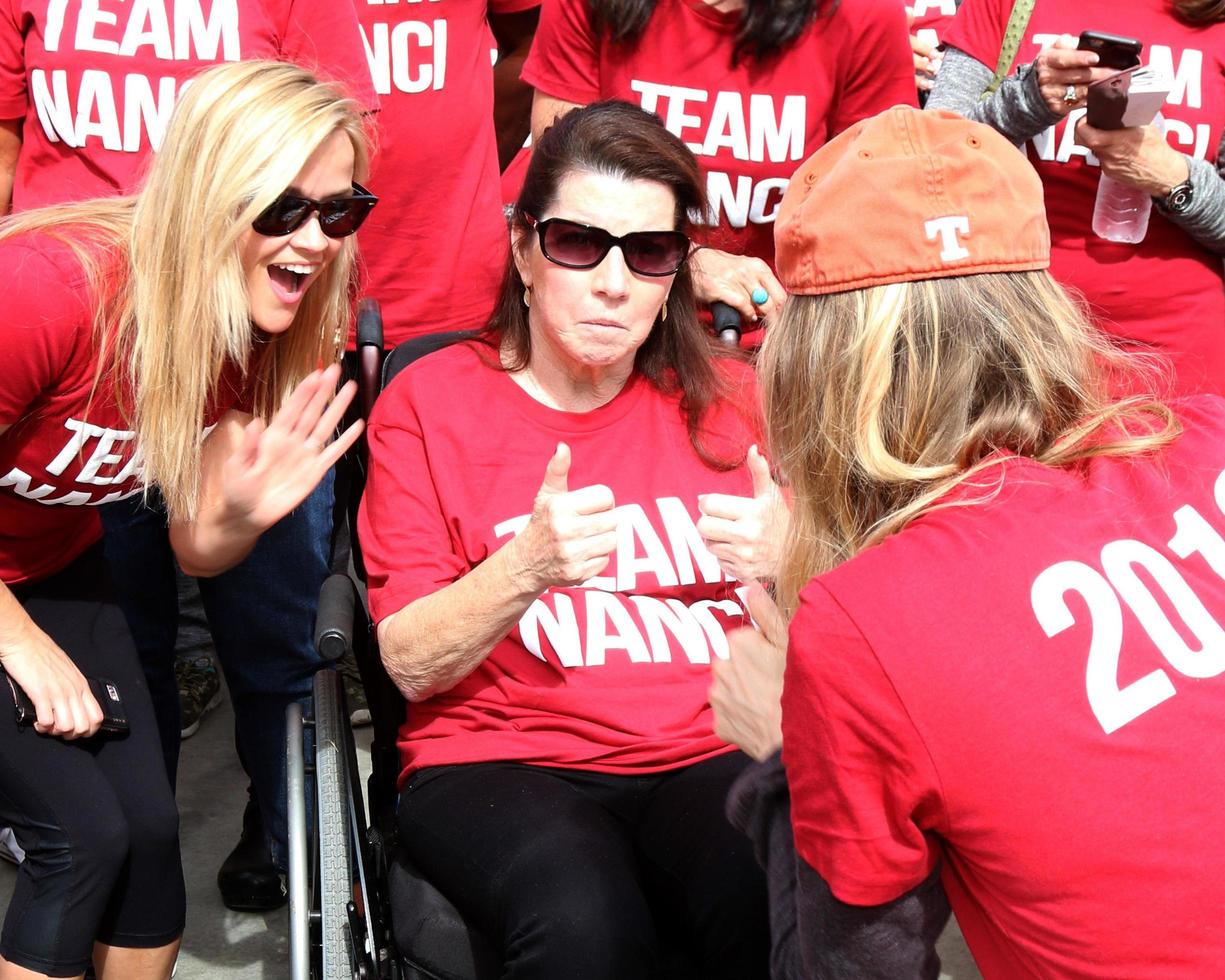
[751,287,769,306]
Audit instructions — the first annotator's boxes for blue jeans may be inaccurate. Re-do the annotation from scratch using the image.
[99,472,333,867]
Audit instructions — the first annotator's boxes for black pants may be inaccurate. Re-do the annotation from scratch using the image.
[0,546,185,977]
[397,752,770,979]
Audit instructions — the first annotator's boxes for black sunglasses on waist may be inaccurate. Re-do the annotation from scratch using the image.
[525,214,689,277]
[252,182,378,239]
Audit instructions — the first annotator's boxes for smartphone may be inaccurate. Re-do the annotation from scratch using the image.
[1078,31,1143,71]
[5,671,129,734]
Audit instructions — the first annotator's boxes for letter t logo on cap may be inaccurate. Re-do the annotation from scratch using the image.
[924,216,971,262]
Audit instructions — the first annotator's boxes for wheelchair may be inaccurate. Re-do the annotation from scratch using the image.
[287,301,743,980]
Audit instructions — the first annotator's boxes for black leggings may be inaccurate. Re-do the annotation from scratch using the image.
[397,752,770,980]
[0,546,184,977]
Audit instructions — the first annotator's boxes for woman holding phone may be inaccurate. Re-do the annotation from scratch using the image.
[928,0,1225,396]
[0,60,371,979]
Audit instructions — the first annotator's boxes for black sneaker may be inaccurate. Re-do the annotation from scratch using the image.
[177,655,222,739]
[217,798,286,912]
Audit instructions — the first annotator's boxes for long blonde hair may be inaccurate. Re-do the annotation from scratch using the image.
[0,60,371,519]
[759,270,1181,616]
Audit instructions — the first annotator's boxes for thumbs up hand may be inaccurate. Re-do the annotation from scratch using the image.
[509,443,619,592]
[697,444,790,584]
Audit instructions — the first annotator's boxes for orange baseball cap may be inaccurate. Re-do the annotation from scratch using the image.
[775,107,1050,295]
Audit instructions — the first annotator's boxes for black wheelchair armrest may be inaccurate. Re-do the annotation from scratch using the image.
[314,572,356,663]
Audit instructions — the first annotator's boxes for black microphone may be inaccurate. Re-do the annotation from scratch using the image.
[711,301,742,347]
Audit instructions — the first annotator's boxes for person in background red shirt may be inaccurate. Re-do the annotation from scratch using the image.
[522,0,916,334]
[930,0,1225,397]
[712,106,1225,978]
[354,0,540,348]
[0,62,368,980]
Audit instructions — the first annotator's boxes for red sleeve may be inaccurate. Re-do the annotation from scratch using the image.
[0,0,25,120]
[0,241,91,424]
[357,369,469,625]
[272,0,379,110]
[781,579,945,907]
[940,0,1009,70]
[520,0,600,104]
[830,0,919,136]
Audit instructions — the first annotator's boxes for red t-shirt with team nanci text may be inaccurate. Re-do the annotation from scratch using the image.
[359,341,763,781]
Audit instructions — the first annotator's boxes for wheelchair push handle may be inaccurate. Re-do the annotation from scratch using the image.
[711,301,742,347]
[356,299,383,425]
[314,573,356,662]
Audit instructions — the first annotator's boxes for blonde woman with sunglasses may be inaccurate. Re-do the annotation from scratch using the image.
[0,60,372,980]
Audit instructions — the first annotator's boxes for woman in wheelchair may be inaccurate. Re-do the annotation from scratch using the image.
[0,61,371,979]
[358,101,782,978]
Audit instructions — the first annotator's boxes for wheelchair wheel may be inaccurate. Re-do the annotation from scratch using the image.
[315,667,356,979]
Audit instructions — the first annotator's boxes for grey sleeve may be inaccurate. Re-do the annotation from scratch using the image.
[928,48,1225,254]
[925,46,1060,147]
[727,753,952,980]
[1164,144,1225,255]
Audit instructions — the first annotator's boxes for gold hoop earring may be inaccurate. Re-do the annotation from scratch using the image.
[523,287,531,309]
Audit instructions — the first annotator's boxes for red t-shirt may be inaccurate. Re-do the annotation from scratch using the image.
[909,0,958,50]
[783,396,1225,978]
[359,340,762,780]
[522,0,917,267]
[944,0,1225,397]
[0,236,243,585]
[355,0,536,347]
[0,0,376,209]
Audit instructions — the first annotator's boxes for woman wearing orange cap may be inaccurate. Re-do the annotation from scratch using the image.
[712,106,1225,977]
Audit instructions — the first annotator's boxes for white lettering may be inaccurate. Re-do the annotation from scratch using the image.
[705,171,750,229]
[924,215,970,261]
[119,0,174,59]
[630,595,712,664]
[175,0,240,62]
[584,591,652,666]
[43,0,71,51]
[1147,45,1202,109]
[74,0,121,55]
[518,593,582,666]
[702,91,749,160]
[656,497,723,586]
[615,503,679,591]
[750,94,805,162]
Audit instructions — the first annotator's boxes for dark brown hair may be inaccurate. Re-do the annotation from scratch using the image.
[481,99,741,469]
[589,0,837,65]
[1174,0,1225,21]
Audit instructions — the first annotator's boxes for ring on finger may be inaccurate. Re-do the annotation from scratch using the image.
[750,287,769,306]
[1063,84,1079,105]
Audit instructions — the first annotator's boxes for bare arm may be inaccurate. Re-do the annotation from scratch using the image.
[491,7,541,172]
[0,118,21,215]
[377,442,617,701]
[170,366,361,577]
[530,90,581,144]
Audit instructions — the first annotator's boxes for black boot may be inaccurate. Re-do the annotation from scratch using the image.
[217,795,286,912]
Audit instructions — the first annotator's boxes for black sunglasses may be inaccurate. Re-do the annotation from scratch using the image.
[525,215,689,277]
[252,182,378,239]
